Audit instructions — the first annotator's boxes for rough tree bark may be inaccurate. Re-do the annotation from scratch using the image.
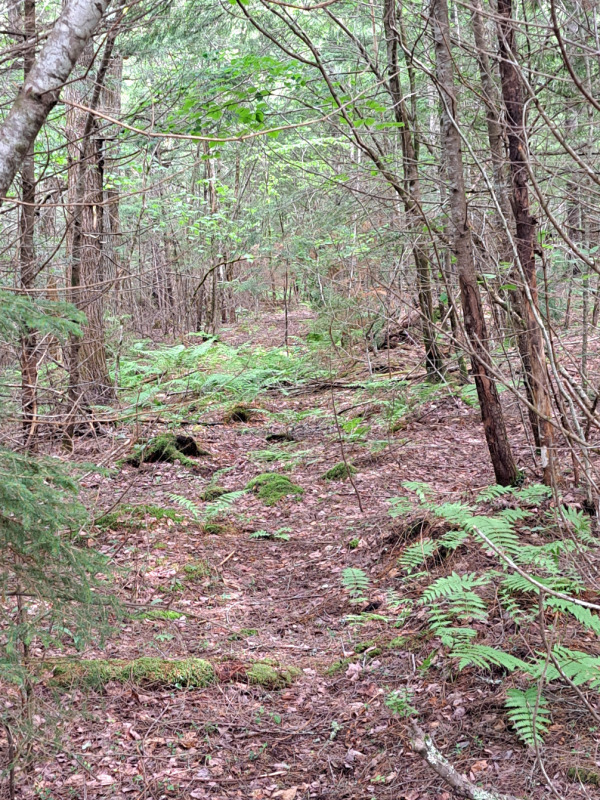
[383,0,445,383]
[0,0,113,201]
[433,0,518,486]
[497,0,555,485]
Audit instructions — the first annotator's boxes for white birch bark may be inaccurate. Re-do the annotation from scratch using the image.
[0,0,112,200]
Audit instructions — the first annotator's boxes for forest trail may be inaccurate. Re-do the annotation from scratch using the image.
[26,311,587,800]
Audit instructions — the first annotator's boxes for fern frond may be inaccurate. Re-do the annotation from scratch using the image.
[452,644,532,674]
[512,484,552,505]
[559,506,594,544]
[342,568,370,603]
[387,496,414,518]
[399,538,436,572]
[204,490,246,521]
[468,515,520,554]
[541,646,600,688]
[432,502,474,525]
[402,481,433,503]
[505,687,550,746]
[498,507,531,523]
[168,494,202,519]
[438,529,468,551]
[476,484,515,503]
[545,597,600,637]
[422,572,489,621]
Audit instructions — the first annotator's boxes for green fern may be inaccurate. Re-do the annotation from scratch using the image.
[432,502,474,525]
[467,514,520,554]
[342,568,370,604]
[511,484,552,505]
[505,687,551,746]
[204,490,246,520]
[399,538,436,572]
[438,529,468,551]
[387,496,414,518]
[402,481,433,503]
[545,597,600,637]
[541,646,600,689]
[422,572,490,620]
[476,484,515,503]
[168,494,201,519]
[452,644,532,674]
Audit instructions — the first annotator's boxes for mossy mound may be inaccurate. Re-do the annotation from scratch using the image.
[202,522,226,535]
[182,560,211,581]
[322,462,357,481]
[567,767,599,785]
[200,485,229,502]
[245,661,300,689]
[224,404,255,424]
[126,433,210,468]
[49,657,299,691]
[51,657,215,689]
[246,473,303,505]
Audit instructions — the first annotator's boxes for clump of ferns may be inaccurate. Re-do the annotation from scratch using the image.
[387,480,600,746]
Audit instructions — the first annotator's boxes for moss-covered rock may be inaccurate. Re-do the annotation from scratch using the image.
[126,433,210,468]
[50,657,215,689]
[246,473,303,505]
[321,462,357,481]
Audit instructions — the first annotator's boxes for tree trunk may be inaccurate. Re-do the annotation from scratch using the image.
[433,0,518,486]
[471,0,540,449]
[0,0,113,200]
[12,0,38,448]
[497,0,555,485]
[383,0,444,382]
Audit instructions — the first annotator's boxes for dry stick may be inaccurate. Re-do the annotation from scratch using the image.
[410,722,521,800]
[329,372,364,513]
[3,722,15,800]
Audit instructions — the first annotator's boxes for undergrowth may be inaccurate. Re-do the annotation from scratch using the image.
[384,481,600,747]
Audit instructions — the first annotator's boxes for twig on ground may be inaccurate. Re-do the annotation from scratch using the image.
[410,722,521,800]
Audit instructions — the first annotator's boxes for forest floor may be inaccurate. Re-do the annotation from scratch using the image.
[7,310,599,800]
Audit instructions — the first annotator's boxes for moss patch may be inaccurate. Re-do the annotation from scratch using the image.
[322,462,357,481]
[182,560,211,581]
[96,504,184,530]
[567,767,599,785]
[126,433,210,468]
[246,473,303,506]
[245,662,300,689]
[202,522,226,535]
[50,657,299,691]
[50,657,215,689]
[200,485,229,502]
[224,404,255,423]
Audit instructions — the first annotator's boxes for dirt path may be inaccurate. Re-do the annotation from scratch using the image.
[21,313,591,800]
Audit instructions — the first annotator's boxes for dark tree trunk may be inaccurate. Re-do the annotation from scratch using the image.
[383,0,444,382]
[497,0,555,485]
[433,0,518,486]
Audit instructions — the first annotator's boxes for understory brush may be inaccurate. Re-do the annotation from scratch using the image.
[354,481,600,750]
[117,337,325,421]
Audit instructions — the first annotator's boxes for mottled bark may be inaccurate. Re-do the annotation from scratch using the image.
[0,0,113,201]
[497,0,555,485]
[433,0,518,486]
